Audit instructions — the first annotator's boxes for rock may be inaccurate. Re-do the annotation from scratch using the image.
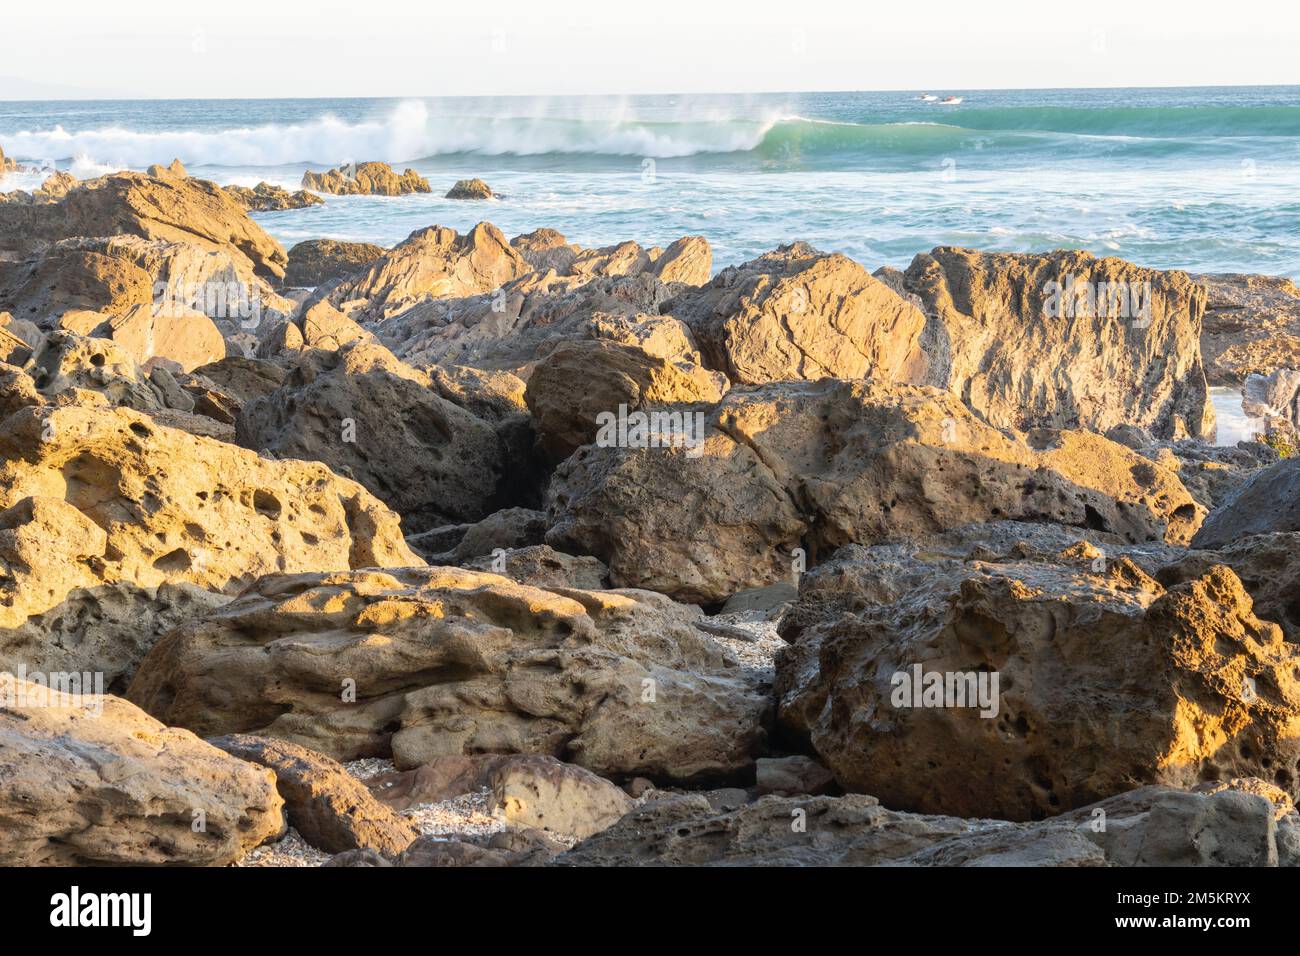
[0,578,228,695]
[720,582,798,615]
[208,735,418,855]
[235,342,507,534]
[397,828,564,867]
[333,222,531,322]
[1116,433,1278,511]
[545,430,808,604]
[1243,367,1300,434]
[147,158,187,180]
[904,247,1212,439]
[1195,273,1300,386]
[755,755,836,796]
[13,234,295,348]
[0,145,18,175]
[651,236,712,286]
[0,404,420,683]
[557,783,1290,867]
[545,379,1202,603]
[445,178,494,200]
[373,271,687,373]
[224,182,324,212]
[1192,457,1300,548]
[427,364,528,422]
[0,170,287,281]
[26,332,171,413]
[191,355,288,407]
[511,228,578,274]
[284,239,387,288]
[301,162,431,196]
[776,541,1300,820]
[31,172,78,203]
[664,242,927,385]
[1158,533,1300,641]
[126,566,771,783]
[524,339,726,463]
[484,755,633,839]
[108,302,226,372]
[712,379,1204,551]
[324,848,392,867]
[442,507,548,561]
[0,248,154,324]
[367,754,513,808]
[257,299,377,359]
[0,684,283,865]
[462,545,610,590]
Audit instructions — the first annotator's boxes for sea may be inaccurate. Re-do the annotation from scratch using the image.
[1,86,1297,440]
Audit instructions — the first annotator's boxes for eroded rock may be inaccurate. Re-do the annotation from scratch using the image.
[127,567,771,783]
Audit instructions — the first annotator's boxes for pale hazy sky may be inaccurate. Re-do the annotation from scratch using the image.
[2,0,1297,99]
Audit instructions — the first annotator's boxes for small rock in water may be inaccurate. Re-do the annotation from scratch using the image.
[445,177,495,200]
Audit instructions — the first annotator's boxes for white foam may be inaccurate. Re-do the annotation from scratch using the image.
[1,99,784,168]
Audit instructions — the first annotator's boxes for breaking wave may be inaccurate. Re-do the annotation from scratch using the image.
[3,99,1296,168]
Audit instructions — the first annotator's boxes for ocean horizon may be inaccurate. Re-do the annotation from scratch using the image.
[2,85,1298,279]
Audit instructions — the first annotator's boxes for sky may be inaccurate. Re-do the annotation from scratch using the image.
[2,0,1298,99]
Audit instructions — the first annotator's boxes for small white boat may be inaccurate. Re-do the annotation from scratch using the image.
[939,96,963,105]
[918,93,938,101]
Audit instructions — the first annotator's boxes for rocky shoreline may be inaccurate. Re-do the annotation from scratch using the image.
[2,156,1300,867]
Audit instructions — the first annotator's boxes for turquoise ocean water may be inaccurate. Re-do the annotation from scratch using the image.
[1,87,1298,277]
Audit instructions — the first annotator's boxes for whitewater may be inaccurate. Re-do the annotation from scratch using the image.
[1,86,1299,277]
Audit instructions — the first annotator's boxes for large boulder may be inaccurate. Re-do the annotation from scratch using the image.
[1195,273,1300,386]
[0,234,294,357]
[302,162,431,196]
[712,379,1204,552]
[0,170,287,281]
[209,734,418,855]
[0,404,421,685]
[775,542,1300,820]
[333,222,531,321]
[285,239,387,288]
[0,248,154,323]
[107,302,226,372]
[1192,457,1300,548]
[524,339,727,463]
[557,783,1297,866]
[652,236,712,286]
[236,342,507,534]
[1158,533,1300,642]
[485,754,634,840]
[546,430,808,604]
[127,567,771,783]
[664,243,927,385]
[0,684,284,865]
[372,271,691,373]
[904,247,1212,439]
[545,379,1203,602]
